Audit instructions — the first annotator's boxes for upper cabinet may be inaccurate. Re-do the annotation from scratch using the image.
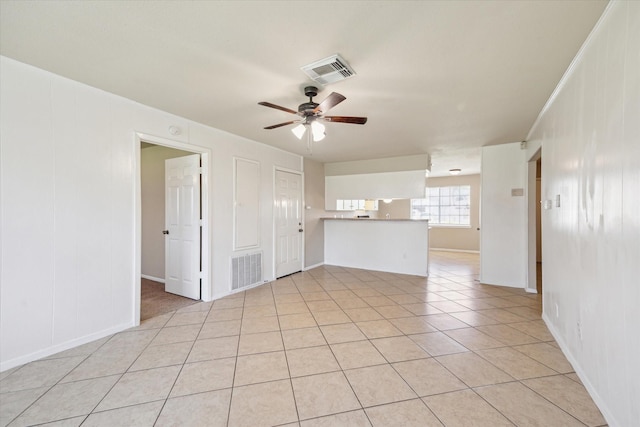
[325,170,426,210]
[324,155,430,211]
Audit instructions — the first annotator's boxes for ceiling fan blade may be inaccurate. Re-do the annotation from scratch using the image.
[264,120,298,130]
[313,92,346,114]
[258,101,298,115]
[323,116,368,125]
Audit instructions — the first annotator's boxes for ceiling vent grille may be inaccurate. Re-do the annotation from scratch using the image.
[301,54,356,86]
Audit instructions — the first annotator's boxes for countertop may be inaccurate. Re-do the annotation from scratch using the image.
[321,217,429,222]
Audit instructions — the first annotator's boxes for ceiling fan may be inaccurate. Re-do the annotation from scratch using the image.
[258,86,367,143]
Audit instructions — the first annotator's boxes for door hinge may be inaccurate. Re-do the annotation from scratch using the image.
[199,167,204,174]
[199,219,204,226]
[198,271,203,279]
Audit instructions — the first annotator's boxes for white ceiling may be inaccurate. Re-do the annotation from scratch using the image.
[0,1,607,176]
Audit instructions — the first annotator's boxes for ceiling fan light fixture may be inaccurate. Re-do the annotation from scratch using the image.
[291,124,306,139]
[311,121,326,142]
[260,86,367,143]
[449,168,462,175]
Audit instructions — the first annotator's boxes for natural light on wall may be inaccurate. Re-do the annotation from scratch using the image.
[411,185,471,225]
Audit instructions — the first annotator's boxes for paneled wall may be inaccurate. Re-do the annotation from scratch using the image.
[526,2,639,425]
[0,56,302,370]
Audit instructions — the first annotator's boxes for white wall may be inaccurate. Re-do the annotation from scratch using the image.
[525,2,639,426]
[480,143,527,287]
[0,56,302,371]
[141,145,193,281]
[377,199,411,220]
[303,158,327,269]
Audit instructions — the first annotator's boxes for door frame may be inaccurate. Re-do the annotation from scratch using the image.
[134,132,212,325]
[272,166,305,278]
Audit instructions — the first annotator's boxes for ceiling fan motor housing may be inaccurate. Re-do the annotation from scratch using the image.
[298,102,319,114]
[299,86,320,115]
[304,86,319,98]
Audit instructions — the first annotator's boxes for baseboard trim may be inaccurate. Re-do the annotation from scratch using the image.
[541,313,617,427]
[430,248,480,254]
[141,274,165,283]
[304,262,325,271]
[1,321,134,372]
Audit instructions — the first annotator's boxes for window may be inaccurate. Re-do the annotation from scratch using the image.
[335,200,378,211]
[411,185,471,225]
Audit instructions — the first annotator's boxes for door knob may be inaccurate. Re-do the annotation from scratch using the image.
[162,230,169,235]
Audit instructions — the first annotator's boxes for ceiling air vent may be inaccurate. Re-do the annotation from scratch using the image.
[301,54,356,86]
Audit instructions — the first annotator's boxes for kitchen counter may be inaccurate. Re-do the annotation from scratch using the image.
[321,217,428,222]
[323,217,429,276]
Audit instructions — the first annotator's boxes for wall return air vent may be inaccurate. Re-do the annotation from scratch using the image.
[301,54,356,85]
[231,252,263,291]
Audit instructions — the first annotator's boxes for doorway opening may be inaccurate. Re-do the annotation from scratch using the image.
[134,132,211,325]
[527,149,542,294]
[535,157,542,294]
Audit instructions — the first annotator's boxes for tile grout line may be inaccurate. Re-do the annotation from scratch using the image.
[320,270,375,426]
[275,276,302,425]
[83,313,169,422]
[148,303,216,425]
[4,318,168,426]
[518,377,592,426]
[225,288,247,427]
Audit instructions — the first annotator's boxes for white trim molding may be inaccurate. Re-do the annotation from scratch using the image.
[141,274,165,284]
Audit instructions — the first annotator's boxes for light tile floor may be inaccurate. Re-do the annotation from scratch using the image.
[0,251,607,426]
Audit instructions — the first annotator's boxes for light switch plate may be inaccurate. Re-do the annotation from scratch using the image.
[511,188,524,197]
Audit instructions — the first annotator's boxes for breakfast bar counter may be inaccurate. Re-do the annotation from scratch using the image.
[322,218,429,276]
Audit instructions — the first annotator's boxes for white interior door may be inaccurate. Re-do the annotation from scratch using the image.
[165,154,201,300]
[275,170,303,278]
